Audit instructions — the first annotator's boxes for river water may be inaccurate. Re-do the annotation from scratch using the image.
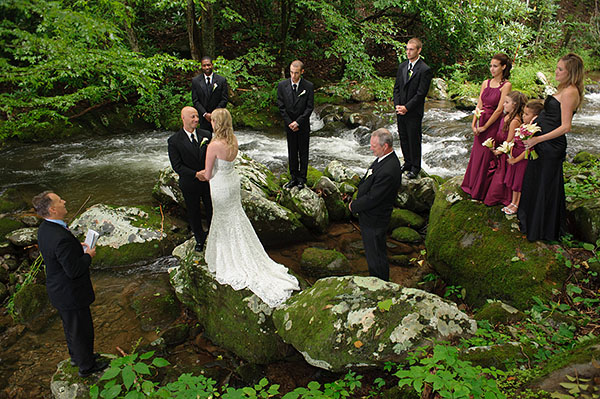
[0,98,598,397]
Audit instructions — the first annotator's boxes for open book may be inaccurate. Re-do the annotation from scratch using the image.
[84,229,100,249]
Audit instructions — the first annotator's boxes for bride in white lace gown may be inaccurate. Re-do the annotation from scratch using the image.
[201,109,300,307]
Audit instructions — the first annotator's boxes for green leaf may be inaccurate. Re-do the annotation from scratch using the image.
[99,366,121,381]
[102,384,122,399]
[133,362,151,375]
[377,299,393,311]
[583,243,595,251]
[139,351,154,360]
[121,366,135,390]
[142,380,155,394]
[152,357,170,367]
[89,385,99,399]
[511,256,520,262]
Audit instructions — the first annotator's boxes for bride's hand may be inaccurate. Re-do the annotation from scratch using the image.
[196,170,206,181]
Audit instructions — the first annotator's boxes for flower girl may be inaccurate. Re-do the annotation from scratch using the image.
[503,100,544,214]
[484,91,527,206]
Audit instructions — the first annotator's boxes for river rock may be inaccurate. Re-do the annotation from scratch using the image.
[6,227,38,247]
[347,112,378,129]
[313,176,350,221]
[567,197,600,243]
[324,160,360,186]
[350,85,375,102]
[396,176,438,214]
[70,204,182,267]
[300,248,350,277]
[169,238,296,364]
[389,208,426,230]
[474,300,525,324]
[428,78,448,100]
[272,276,476,372]
[572,150,599,164]
[391,227,422,243]
[51,360,89,399]
[453,95,478,110]
[280,187,329,233]
[425,176,569,309]
[12,283,55,331]
[0,217,23,243]
[152,166,184,207]
[306,166,324,188]
[236,152,280,197]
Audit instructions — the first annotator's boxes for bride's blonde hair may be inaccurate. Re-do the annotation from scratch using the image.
[211,108,236,148]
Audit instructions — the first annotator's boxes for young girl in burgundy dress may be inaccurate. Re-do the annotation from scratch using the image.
[484,91,526,206]
[503,100,544,214]
[461,53,512,200]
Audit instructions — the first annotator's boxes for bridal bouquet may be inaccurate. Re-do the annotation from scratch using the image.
[473,107,483,129]
[515,123,541,159]
[482,137,495,149]
[496,140,514,155]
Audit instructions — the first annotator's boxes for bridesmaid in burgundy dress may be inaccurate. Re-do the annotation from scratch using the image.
[503,100,544,214]
[484,91,526,207]
[461,53,512,200]
[518,53,584,241]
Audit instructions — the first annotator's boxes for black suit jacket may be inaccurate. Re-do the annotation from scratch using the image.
[393,58,433,118]
[352,152,402,228]
[192,73,229,129]
[277,78,314,132]
[167,128,212,192]
[37,220,94,310]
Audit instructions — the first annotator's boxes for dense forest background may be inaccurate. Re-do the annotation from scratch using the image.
[1,0,599,141]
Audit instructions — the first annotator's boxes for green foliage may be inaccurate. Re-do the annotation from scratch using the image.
[564,158,600,203]
[393,344,506,399]
[6,254,44,318]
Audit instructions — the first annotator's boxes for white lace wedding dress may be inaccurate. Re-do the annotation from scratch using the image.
[205,158,300,307]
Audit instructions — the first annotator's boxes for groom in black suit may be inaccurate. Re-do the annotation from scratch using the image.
[277,60,314,189]
[33,191,108,377]
[168,106,212,252]
[393,37,433,179]
[192,56,229,132]
[350,129,402,281]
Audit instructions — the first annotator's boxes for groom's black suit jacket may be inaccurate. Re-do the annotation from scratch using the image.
[37,220,94,311]
[352,152,402,228]
[277,78,314,133]
[167,128,212,193]
[192,73,229,131]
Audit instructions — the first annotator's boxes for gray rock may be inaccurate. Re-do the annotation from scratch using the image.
[396,176,438,214]
[152,166,184,207]
[567,197,600,243]
[314,176,350,221]
[273,276,476,372]
[6,227,38,247]
[428,78,448,100]
[350,85,375,102]
[324,160,360,185]
[21,215,41,227]
[301,248,350,277]
[281,187,329,233]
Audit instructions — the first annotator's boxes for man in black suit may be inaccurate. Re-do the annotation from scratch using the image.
[168,106,212,252]
[192,56,229,132]
[277,60,314,190]
[349,129,402,281]
[33,191,108,377]
[393,37,433,179]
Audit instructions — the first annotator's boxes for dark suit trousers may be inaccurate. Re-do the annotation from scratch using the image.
[182,183,212,244]
[286,129,310,182]
[58,307,95,372]
[360,224,390,281]
[397,114,423,173]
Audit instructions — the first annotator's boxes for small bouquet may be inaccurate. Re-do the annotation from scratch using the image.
[482,137,495,149]
[496,140,514,155]
[515,123,541,159]
[473,107,483,129]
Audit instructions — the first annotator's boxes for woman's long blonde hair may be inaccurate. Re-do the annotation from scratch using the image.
[558,53,584,109]
[211,108,236,148]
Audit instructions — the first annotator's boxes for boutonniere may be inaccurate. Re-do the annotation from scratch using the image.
[200,137,209,146]
[365,168,373,179]
[298,89,306,97]
[213,83,218,90]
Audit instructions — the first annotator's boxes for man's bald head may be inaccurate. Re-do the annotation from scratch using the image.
[181,106,199,132]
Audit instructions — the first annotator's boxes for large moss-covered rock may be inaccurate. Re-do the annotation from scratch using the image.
[152,166,184,208]
[324,160,360,186]
[6,227,38,247]
[306,166,324,188]
[426,176,568,310]
[474,300,526,324]
[0,217,24,244]
[280,187,329,233]
[389,209,426,230]
[313,176,350,221]
[0,188,28,214]
[272,276,476,372]
[12,283,54,330]
[169,239,295,363]
[300,248,350,278]
[396,176,438,214]
[567,197,600,244]
[391,227,422,243]
[70,204,184,267]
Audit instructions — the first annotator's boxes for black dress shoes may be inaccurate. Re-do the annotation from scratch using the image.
[284,180,298,189]
[78,359,109,378]
[405,171,418,179]
[195,242,204,252]
[71,352,101,367]
[296,181,305,189]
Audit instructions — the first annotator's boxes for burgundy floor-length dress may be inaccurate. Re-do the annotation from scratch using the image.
[504,135,528,192]
[484,118,512,206]
[461,79,507,200]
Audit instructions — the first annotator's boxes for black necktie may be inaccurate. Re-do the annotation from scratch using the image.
[292,83,297,93]
[191,133,199,148]
[408,63,413,79]
[206,77,211,90]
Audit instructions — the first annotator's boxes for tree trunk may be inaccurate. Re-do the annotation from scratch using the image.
[201,1,215,58]
[125,24,140,52]
[279,0,292,71]
[186,0,202,61]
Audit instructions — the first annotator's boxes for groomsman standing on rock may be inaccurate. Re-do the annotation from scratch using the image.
[349,128,402,281]
[393,37,433,179]
[192,56,229,132]
[277,60,314,190]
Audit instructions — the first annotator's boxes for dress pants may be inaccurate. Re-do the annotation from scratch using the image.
[360,224,389,281]
[397,114,423,173]
[286,129,310,183]
[182,183,212,245]
[58,307,95,372]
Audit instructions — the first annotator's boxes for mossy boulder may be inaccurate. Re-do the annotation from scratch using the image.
[461,342,534,371]
[567,197,600,244]
[474,301,526,324]
[0,188,28,214]
[425,176,569,310]
[391,227,422,243]
[324,160,360,186]
[152,166,184,208]
[428,78,448,100]
[12,283,54,330]
[0,217,23,243]
[70,204,184,267]
[389,209,426,230]
[280,186,329,233]
[169,239,297,364]
[390,255,411,267]
[306,166,324,188]
[397,176,438,214]
[300,248,350,278]
[350,85,375,102]
[571,150,599,164]
[51,354,116,398]
[6,227,38,247]
[313,176,350,221]
[272,276,476,372]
